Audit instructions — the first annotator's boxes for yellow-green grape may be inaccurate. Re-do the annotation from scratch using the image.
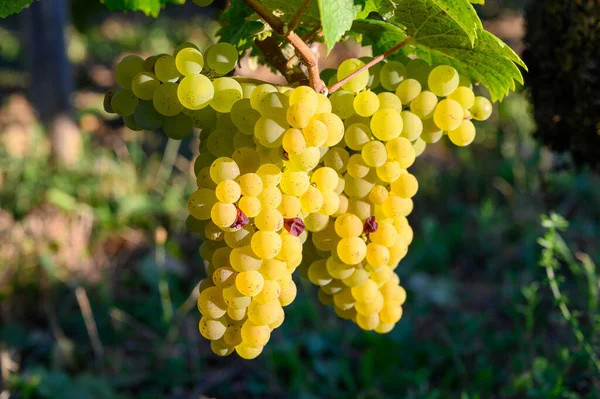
[357,313,379,331]
[192,0,214,6]
[255,209,284,232]
[226,229,256,254]
[177,74,213,111]
[458,73,473,89]
[360,56,381,89]
[304,212,329,232]
[288,146,320,171]
[329,90,356,119]
[163,113,193,140]
[380,304,403,324]
[257,92,288,118]
[280,170,310,196]
[206,43,239,76]
[187,105,218,129]
[154,55,181,82]
[334,288,356,310]
[400,110,423,141]
[286,102,314,129]
[344,173,376,199]
[210,157,240,184]
[308,260,333,286]
[361,140,387,168]
[334,213,363,238]
[175,47,204,75]
[313,113,345,147]
[188,188,217,220]
[250,84,278,110]
[382,195,412,219]
[312,222,339,251]
[115,55,145,89]
[344,114,370,129]
[279,195,302,218]
[211,339,234,357]
[258,186,282,210]
[344,123,372,151]
[376,161,401,183]
[230,246,262,272]
[428,65,459,97]
[391,173,419,198]
[131,72,160,100]
[377,92,402,112]
[199,316,227,340]
[342,268,369,287]
[278,232,302,264]
[470,96,492,121]
[302,119,328,147]
[254,116,286,148]
[381,280,406,303]
[241,320,270,347]
[355,293,384,315]
[448,86,475,110]
[334,173,346,195]
[366,243,391,267]
[143,54,163,73]
[379,61,407,91]
[256,163,282,187]
[448,120,476,146]
[370,266,393,284]
[320,191,340,216]
[316,93,332,113]
[289,86,318,108]
[433,99,464,131]
[337,58,369,93]
[386,137,415,169]
[197,286,227,318]
[206,129,235,157]
[410,91,438,120]
[311,167,339,192]
[237,173,263,197]
[278,280,297,306]
[345,199,371,221]
[231,99,260,135]
[213,267,237,289]
[235,344,263,360]
[369,185,389,205]
[282,128,306,155]
[111,90,138,116]
[259,259,286,280]
[395,78,422,105]
[222,285,252,309]
[205,221,224,242]
[407,58,431,87]
[347,154,370,178]
[421,118,443,144]
[236,270,264,297]
[211,77,243,113]
[318,289,335,305]
[354,90,380,117]
[326,257,355,279]
[215,180,242,203]
[232,147,260,175]
[248,299,282,325]
[370,222,398,248]
[238,196,261,218]
[251,230,282,259]
[300,186,324,213]
[370,108,402,141]
[324,147,349,173]
[337,237,367,265]
[240,83,256,99]
[211,202,237,228]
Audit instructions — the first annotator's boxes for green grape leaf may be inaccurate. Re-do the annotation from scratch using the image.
[218,0,266,53]
[100,0,184,18]
[318,0,356,51]
[351,18,525,101]
[0,0,36,18]
[469,0,484,4]
[261,0,321,27]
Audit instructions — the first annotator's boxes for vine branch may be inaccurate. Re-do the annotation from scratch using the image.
[241,0,325,92]
[328,38,413,94]
[255,37,307,84]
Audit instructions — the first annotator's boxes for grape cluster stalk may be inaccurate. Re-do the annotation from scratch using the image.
[105,41,492,359]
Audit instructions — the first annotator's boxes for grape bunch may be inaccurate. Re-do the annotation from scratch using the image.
[105,42,492,359]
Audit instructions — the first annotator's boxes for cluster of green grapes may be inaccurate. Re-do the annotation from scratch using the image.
[104,42,493,359]
[104,41,240,138]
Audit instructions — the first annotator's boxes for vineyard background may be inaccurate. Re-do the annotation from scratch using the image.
[1,0,600,398]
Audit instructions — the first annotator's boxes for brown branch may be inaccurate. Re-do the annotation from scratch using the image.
[241,0,325,92]
[286,29,323,70]
[328,38,413,94]
[255,37,307,84]
[301,25,321,42]
[288,0,313,32]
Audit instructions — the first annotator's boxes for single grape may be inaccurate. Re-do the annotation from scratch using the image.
[400,110,423,141]
[448,86,475,110]
[177,74,214,110]
[377,92,402,112]
[354,90,380,117]
[329,90,356,119]
[337,58,369,93]
[115,55,145,89]
[163,113,193,139]
[344,123,372,151]
[152,82,184,116]
[371,108,403,141]
[211,77,243,113]
[428,65,460,97]
[254,116,287,148]
[433,99,464,131]
[324,147,350,173]
[406,58,431,87]
[379,61,407,91]
[131,72,160,100]
[337,237,367,264]
[230,98,261,135]
[410,91,438,120]
[175,47,204,75]
[282,128,307,155]
[470,96,492,121]
[361,140,387,167]
[154,55,181,82]
[206,43,239,75]
[448,120,476,146]
[123,115,142,131]
[396,78,422,105]
[210,157,240,184]
[111,89,139,116]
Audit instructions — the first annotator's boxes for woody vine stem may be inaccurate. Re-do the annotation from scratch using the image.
[241,0,412,93]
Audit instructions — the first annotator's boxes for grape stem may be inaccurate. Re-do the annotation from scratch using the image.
[328,38,414,94]
[286,29,323,70]
[241,0,326,92]
[255,37,307,84]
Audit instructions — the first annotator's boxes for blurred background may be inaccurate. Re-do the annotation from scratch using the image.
[1,0,600,398]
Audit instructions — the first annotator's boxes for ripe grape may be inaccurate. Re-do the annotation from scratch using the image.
[329,90,356,119]
[396,78,422,104]
[211,77,243,112]
[337,58,369,93]
[379,61,407,91]
[433,99,464,131]
[470,96,493,121]
[115,55,145,89]
[175,47,204,75]
[448,120,476,146]
[344,123,372,151]
[361,140,387,167]
[377,92,402,112]
[400,110,423,141]
[206,43,239,75]
[353,90,380,117]
[177,74,214,110]
[155,55,181,82]
[370,108,402,141]
[131,72,160,100]
[163,113,193,139]
[111,89,139,116]
[410,91,438,119]
[448,86,475,110]
[428,65,459,97]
